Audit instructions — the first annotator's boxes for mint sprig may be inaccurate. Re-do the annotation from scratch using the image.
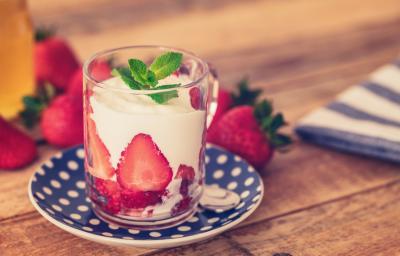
[149,52,183,80]
[112,51,183,104]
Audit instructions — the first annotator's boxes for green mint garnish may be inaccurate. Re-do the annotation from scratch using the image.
[112,51,183,104]
[148,84,180,104]
[149,52,183,80]
[112,67,142,90]
[128,59,157,87]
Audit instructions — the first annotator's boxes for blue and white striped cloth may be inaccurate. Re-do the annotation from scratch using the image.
[296,60,400,163]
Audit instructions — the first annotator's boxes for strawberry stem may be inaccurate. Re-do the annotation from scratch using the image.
[35,27,55,42]
[231,78,262,107]
[253,100,292,149]
[19,83,56,128]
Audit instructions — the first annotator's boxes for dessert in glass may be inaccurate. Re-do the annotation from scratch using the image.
[83,46,218,229]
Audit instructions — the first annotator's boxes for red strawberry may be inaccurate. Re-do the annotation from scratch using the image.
[189,87,201,110]
[94,178,121,214]
[40,94,83,147]
[213,88,233,122]
[67,68,83,97]
[176,164,195,181]
[90,60,112,82]
[0,117,37,169]
[117,134,173,192]
[175,164,195,196]
[172,197,192,216]
[87,118,115,179]
[68,61,112,98]
[207,79,262,142]
[120,189,163,209]
[207,101,291,168]
[35,37,80,90]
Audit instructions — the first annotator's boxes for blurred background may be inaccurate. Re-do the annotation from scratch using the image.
[3,0,400,120]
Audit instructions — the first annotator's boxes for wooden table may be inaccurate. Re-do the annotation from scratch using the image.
[2,0,400,255]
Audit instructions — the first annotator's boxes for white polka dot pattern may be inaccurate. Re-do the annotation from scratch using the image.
[29,145,263,243]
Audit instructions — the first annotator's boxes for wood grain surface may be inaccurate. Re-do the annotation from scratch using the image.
[1,0,400,255]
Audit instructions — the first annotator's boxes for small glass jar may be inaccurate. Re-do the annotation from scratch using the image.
[83,46,218,229]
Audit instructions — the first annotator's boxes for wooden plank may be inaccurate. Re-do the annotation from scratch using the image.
[28,0,400,60]
[212,17,400,88]
[0,145,57,220]
[223,180,400,256]
[0,212,148,256]
[29,0,243,35]
[143,236,252,256]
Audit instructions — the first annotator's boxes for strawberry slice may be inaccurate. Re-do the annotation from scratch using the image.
[175,164,195,196]
[87,118,115,179]
[117,133,173,192]
[172,197,192,216]
[121,189,163,209]
[176,164,195,181]
[189,87,201,110]
[93,178,121,214]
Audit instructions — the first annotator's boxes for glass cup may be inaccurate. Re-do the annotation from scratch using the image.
[0,0,34,119]
[83,46,218,229]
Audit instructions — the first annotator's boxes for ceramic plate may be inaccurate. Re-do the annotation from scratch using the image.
[28,144,264,248]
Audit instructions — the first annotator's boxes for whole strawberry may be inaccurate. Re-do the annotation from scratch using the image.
[0,117,37,169]
[207,79,261,141]
[213,88,233,121]
[40,94,83,147]
[207,100,291,168]
[35,29,80,90]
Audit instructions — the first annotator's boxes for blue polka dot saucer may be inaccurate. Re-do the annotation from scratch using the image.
[28,144,264,249]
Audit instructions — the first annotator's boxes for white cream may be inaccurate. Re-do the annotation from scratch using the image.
[90,75,205,218]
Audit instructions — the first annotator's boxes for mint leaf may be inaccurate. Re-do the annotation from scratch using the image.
[148,84,180,104]
[146,70,158,87]
[114,52,183,104]
[112,67,142,90]
[151,84,181,89]
[149,52,183,80]
[128,59,148,85]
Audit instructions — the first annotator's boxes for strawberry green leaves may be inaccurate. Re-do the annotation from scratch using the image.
[149,52,183,80]
[112,51,183,104]
[19,83,56,128]
[254,100,292,150]
[231,78,262,107]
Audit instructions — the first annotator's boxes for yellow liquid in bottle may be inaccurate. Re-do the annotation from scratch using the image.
[0,0,34,119]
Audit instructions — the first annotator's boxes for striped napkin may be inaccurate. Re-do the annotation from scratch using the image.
[295,60,400,163]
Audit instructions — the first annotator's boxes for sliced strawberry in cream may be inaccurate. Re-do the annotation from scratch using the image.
[120,189,163,209]
[189,87,201,110]
[175,164,195,196]
[117,133,173,192]
[87,118,115,179]
[94,178,121,214]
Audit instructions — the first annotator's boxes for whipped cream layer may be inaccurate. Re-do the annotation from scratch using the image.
[89,74,205,218]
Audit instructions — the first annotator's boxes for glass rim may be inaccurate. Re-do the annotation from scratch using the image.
[82,45,210,94]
